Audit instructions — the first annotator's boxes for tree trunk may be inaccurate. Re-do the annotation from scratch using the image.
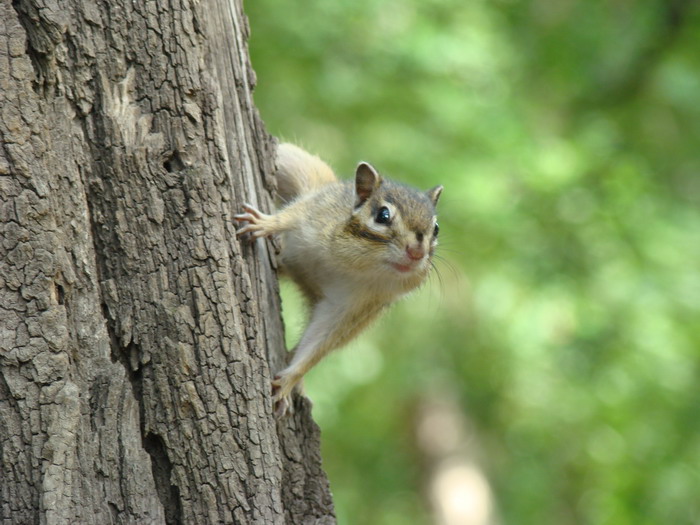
[0,0,334,523]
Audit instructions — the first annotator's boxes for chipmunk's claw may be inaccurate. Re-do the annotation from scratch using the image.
[272,375,294,417]
[234,203,275,239]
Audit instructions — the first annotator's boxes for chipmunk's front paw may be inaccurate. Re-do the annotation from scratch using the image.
[234,203,276,239]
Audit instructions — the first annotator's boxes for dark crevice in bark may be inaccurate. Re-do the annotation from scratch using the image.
[101,302,130,367]
[10,0,56,94]
[163,149,186,173]
[144,432,182,525]
[10,0,40,91]
[99,301,183,523]
[55,283,65,305]
[0,365,20,422]
[96,273,179,522]
[88,374,110,433]
[108,502,120,523]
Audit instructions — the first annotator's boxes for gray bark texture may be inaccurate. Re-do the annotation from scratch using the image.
[0,0,335,523]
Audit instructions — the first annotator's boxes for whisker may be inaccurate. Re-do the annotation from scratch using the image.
[433,254,461,280]
[435,246,464,256]
[427,259,446,305]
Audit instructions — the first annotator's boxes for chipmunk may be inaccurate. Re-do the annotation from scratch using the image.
[235,143,443,416]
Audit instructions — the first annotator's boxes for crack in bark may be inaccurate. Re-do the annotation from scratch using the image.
[163,149,186,174]
[10,0,65,95]
[144,432,182,525]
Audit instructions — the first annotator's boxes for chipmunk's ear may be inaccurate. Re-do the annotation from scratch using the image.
[355,162,382,206]
[427,185,443,206]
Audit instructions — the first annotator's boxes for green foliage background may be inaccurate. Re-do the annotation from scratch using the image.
[246,1,700,523]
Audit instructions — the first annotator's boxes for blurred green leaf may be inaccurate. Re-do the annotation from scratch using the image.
[248,1,700,523]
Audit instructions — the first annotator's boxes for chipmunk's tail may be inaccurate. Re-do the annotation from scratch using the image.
[275,143,338,204]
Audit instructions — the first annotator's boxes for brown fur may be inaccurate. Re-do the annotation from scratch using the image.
[235,143,442,415]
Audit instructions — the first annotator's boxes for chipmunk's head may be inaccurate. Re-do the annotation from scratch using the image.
[343,161,442,285]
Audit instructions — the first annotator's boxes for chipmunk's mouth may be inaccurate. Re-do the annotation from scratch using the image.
[391,262,414,273]
[391,258,428,274]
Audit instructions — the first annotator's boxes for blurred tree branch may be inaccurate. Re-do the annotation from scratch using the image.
[579,0,697,109]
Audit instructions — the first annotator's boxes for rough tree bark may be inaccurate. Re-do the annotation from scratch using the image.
[0,0,334,523]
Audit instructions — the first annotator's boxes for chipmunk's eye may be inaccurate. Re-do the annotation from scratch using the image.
[433,222,440,237]
[375,206,391,224]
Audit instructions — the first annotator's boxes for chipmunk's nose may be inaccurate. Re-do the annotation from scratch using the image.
[406,244,425,261]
